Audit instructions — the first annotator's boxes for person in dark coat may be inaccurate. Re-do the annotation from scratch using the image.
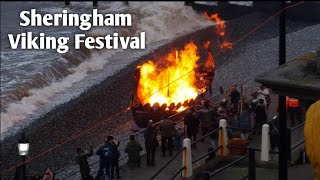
[229,85,240,114]
[159,115,175,157]
[75,146,94,180]
[95,136,114,180]
[184,108,200,148]
[254,99,267,132]
[125,135,143,169]
[143,120,158,166]
[110,138,120,179]
[198,100,214,138]
[238,103,252,139]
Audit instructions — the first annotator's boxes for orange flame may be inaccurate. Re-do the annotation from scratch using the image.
[203,12,233,50]
[137,42,200,111]
[205,49,215,72]
[203,41,215,71]
[136,13,232,112]
[204,41,211,49]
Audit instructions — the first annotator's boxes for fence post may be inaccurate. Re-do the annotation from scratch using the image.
[287,128,291,162]
[218,119,229,156]
[182,138,193,178]
[261,124,270,161]
[248,148,256,180]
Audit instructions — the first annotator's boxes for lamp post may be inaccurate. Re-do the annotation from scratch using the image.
[18,133,29,180]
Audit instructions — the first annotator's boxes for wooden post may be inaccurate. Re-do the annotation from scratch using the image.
[182,138,193,178]
[218,119,228,156]
[261,124,270,161]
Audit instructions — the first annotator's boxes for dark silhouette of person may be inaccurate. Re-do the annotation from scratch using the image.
[110,138,121,179]
[125,135,143,169]
[144,120,158,166]
[75,146,94,180]
[159,115,175,157]
[95,136,114,180]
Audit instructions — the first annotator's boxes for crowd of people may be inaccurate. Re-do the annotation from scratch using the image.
[73,83,307,180]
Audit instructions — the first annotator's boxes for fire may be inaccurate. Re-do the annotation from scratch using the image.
[204,41,215,71]
[203,12,233,50]
[137,42,200,111]
[135,13,232,113]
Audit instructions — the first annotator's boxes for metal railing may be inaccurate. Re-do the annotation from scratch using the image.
[192,127,222,146]
[149,127,222,180]
[192,145,222,164]
[201,153,250,180]
[149,147,186,180]
[55,80,261,178]
[59,117,185,179]
[199,120,306,180]
[170,166,186,180]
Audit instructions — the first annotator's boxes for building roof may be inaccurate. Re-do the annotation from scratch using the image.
[255,48,320,100]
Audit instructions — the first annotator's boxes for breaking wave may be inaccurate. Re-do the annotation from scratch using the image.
[1,1,213,134]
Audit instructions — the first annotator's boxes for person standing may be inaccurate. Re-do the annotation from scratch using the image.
[173,122,184,151]
[143,120,158,166]
[229,85,241,114]
[75,146,94,180]
[95,136,114,180]
[125,135,143,169]
[254,99,267,132]
[238,103,252,139]
[258,85,271,109]
[184,108,200,148]
[198,100,214,138]
[110,138,120,179]
[159,115,175,157]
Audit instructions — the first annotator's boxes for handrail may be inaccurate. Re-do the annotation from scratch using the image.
[290,121,305,132]
[290,139,305,151]
[209,154,249,176]
[149,147,186,180]
[192,145,222,164]
[191,127,221,145]
[240,175,249,180]
[55,81,258,177]
[170,166,186,180]
[58,118,185,179]
[226,126,262,133]
[227,145,261,152]
[227,144,279,154]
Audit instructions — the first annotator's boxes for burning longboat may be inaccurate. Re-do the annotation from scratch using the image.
[130,12,232,128]
[131,42,216,128]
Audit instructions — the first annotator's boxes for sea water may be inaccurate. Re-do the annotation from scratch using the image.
[0,1,214,137]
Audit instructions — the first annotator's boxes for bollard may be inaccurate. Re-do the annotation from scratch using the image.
[201,171,210,180]
[248,148,256,180]
[261,124,270,161]
[182,138,193,178]
[218,119,229,156]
